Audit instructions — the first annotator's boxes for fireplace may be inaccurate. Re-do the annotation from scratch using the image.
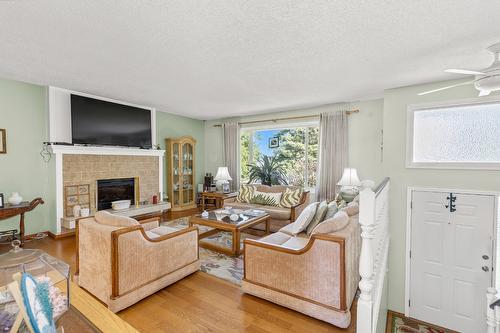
[97,177,137,210]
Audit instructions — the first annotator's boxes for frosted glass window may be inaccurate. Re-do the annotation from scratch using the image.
[412,102,500,164]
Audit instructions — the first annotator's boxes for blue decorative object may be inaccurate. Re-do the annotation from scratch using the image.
[20,273,56,333]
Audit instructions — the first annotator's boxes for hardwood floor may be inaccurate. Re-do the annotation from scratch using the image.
[0,212,356,333]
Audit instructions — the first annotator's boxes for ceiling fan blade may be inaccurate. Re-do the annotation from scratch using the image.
[445,69,485,75]
[479,90,491,97]
[418,80,474,96]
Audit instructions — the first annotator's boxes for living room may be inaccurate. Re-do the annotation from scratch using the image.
[1,2,500,333]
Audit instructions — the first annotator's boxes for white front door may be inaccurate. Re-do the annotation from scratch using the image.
[409,190,495,333]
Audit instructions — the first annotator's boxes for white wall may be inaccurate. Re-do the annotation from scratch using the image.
[48,86,156,145]
[382,78,500,313]
[204,99,384,183]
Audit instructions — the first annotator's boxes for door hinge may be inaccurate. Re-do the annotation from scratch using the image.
[410,201,413,209]
[409,251,411,259]
[408,299,411,307]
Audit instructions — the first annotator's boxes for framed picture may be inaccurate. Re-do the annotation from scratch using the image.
[0,193,3,208]
[0,129,5,154]
[268,137,279,148]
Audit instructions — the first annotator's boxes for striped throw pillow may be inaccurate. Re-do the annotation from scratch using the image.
[236,185,255,203]
[279,187,303,208]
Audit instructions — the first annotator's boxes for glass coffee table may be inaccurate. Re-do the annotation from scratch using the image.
[189,209,270,256]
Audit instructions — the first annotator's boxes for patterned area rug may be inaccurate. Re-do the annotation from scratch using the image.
[163,217,259,285]
[387,311,455,333]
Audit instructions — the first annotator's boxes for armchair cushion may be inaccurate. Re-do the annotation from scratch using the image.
[94,211,139,227]
[278,223,295,236]
[256,231,291,246]
[259,205,291,220]
[311,211,349,235]
[291,202,318,235]
[146,226,180,239]
[281,236,309,250]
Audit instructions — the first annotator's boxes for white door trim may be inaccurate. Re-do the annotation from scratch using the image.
[405,186,500,317]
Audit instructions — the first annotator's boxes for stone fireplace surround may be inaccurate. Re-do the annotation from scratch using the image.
[63,154,158,214]
[51,145,165,233]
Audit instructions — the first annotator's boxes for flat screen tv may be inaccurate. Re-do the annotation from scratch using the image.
[71,94,152,148]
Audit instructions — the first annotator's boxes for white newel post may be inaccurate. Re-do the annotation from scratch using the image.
[487,287,497,333]
[357,188,376,333]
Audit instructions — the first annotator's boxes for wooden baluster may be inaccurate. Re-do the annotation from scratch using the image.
[487,287,497,333]
[357,188,376,333]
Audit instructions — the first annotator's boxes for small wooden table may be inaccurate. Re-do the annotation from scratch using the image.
[200,191,238,210]
[0,198,44,245]
[189,209,270,256]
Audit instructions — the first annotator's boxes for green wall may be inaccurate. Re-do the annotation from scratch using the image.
[0,77,206,235]
[0,78,55,235]
[382,78,500,313]
[155,111,205,193]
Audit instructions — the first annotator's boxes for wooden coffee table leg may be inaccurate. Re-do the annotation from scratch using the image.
[232,230,241,256]
[265,218,270,235]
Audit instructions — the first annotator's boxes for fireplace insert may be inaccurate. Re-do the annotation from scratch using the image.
[97,178,136,210]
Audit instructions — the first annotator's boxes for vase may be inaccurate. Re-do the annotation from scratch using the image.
[8,192,22,205]
[72,205,81,218]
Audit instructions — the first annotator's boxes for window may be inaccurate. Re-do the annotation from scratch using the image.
[240,124,319,189]
[407,99,500,169]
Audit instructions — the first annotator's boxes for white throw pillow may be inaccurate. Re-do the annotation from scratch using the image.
[311,210,349,235]
[250,190,282,206]
[291,202,319,235]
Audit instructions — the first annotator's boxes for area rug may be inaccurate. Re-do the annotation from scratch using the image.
[387,311,456,333]
[163,217,259,285]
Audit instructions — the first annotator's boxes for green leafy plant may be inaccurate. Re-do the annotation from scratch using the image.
[247,155,288,186]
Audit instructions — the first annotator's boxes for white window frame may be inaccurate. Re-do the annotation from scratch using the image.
[406,95,500,170]
[240,120,319,190]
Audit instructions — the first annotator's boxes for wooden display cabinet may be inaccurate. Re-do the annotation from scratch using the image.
[165,136,197,211]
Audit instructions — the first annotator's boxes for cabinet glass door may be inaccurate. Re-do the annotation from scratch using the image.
[182,142,193,205]
[172,143,180,206]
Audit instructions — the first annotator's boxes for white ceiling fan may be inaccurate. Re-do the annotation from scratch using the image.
[419,42,500,96]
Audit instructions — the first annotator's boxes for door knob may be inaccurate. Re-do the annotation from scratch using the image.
[482,266,490,272]
[483,255,490,260]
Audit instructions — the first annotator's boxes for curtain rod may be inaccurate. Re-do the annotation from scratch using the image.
[212,109,359,127]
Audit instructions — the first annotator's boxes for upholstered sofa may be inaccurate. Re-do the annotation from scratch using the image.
[224,185,309,232]
[242,205,360,328]
[75,212,200,313]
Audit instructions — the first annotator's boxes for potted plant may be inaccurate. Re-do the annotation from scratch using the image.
[247,155,288,186]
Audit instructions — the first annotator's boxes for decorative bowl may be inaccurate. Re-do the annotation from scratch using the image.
[111,200,131,210]
[8,193,22,206]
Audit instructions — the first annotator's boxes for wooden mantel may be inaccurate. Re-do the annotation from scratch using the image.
[49,144,165,157]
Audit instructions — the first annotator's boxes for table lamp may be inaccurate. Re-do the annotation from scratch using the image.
[214,167,232,193]
[337,167,361,202]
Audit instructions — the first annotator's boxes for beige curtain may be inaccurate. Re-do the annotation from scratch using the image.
[315,105,349,201]
[223,121,240,191]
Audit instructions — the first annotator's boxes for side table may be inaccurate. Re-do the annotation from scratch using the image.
[200,192,237,210]
[0,198,44,245]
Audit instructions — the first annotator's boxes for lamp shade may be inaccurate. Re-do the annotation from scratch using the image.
[337,168,361,186]
[214,167,232,181]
